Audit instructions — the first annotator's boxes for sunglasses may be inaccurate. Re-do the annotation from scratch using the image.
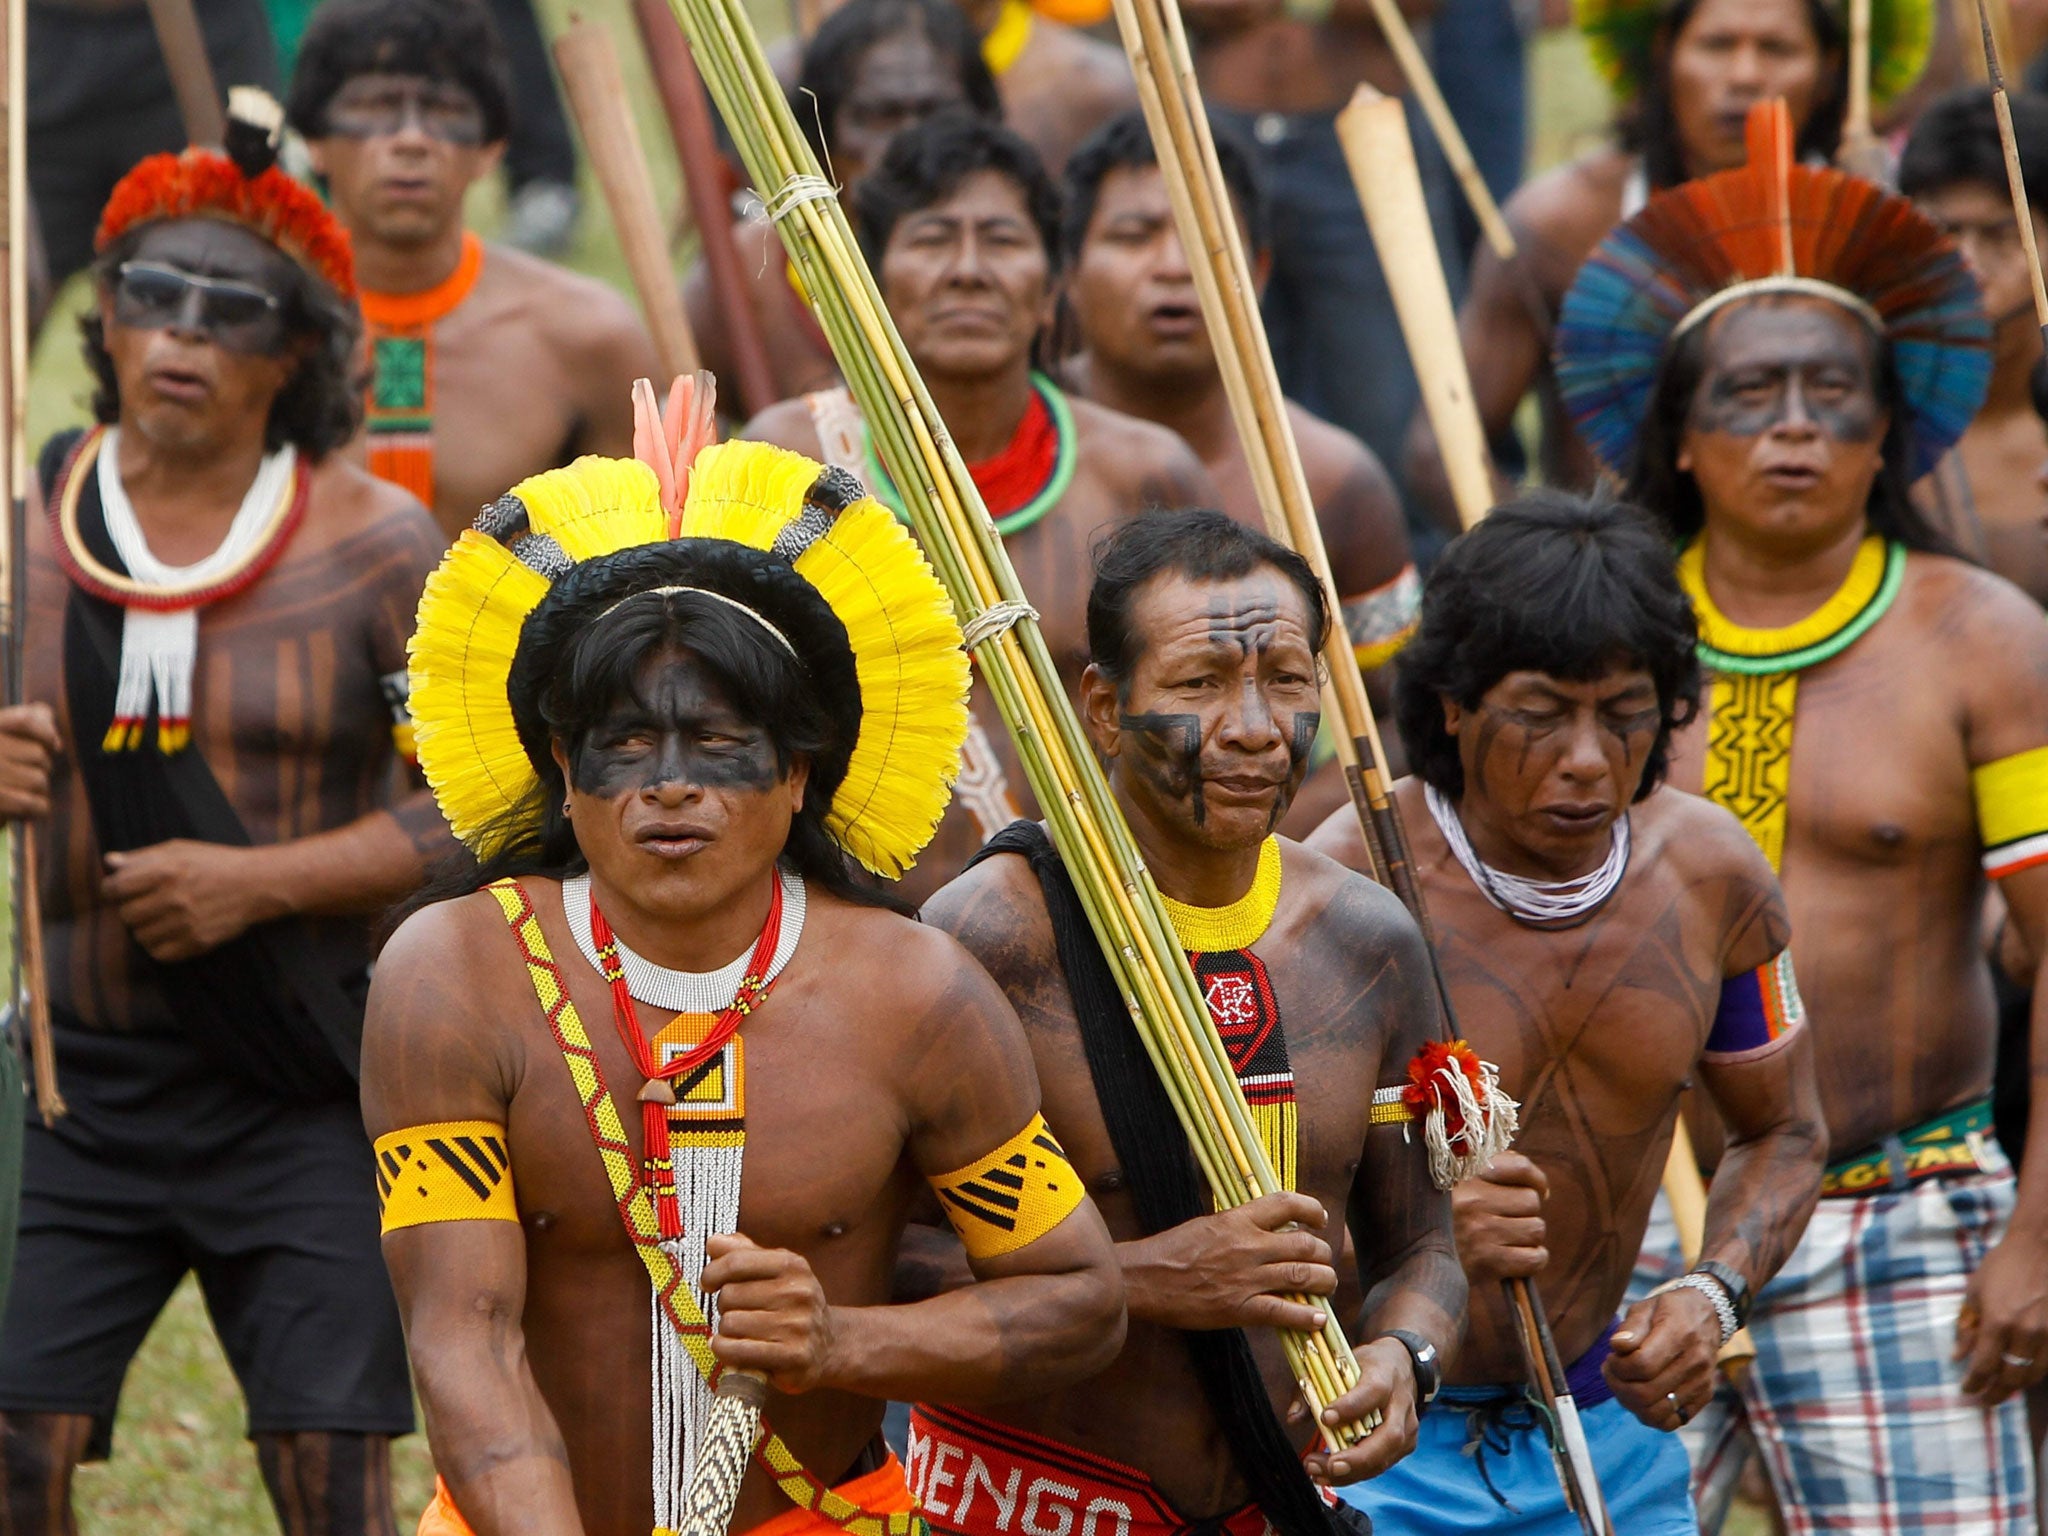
[113,262,289,354]
[324,81,489,146]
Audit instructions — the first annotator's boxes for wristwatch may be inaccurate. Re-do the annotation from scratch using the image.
[1375,1329,1442,1407]
[1693,1260,1753,1330]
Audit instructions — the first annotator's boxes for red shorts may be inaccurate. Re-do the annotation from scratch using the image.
[907,1404,1273,1536]
[416,1455,920,1536]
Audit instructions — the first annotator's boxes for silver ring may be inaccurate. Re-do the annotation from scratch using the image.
[2002,1352,2036,1368]
[1668,1390,1690,1426]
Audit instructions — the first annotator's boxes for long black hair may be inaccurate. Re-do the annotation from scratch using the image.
[1618,0,1844,189]
[1622,296,1958,553]
[82,223,366,460]
[1396,490,1701,801]
[405,543,901,921]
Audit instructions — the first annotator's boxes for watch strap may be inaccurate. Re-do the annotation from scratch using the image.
[1692,1259,1753,1329]
[1374,1327,1441,1406]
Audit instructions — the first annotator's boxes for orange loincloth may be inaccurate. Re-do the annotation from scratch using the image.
[417,1454,920,1536]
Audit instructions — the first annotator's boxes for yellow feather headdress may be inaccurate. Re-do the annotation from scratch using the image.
[407,437,970,879]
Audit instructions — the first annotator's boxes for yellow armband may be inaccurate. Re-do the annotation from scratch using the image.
[1975,745,2048,879]
[929,1112,1085,1260]
[1343,565,1420,671]
[374,1121,517,1233]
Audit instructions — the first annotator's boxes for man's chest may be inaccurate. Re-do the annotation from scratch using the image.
[1672,657,1976,867]
[422,342,582,528]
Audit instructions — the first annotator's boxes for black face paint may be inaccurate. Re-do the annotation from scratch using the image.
[1688,304,1884,442]
[1205,593,1285,657]
[1265,709,1323,829]
[1119,710,1205,823]
[571,660,780,799]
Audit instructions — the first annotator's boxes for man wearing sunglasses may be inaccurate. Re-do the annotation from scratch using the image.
[0,105,446,1536]
[287,0,660,539]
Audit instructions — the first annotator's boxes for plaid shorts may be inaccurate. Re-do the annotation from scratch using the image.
[1633,1152,2035,1535]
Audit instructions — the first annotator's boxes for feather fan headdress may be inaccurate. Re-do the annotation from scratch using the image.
[96,88,354,298]
[1555,99,1990,480]
[1576,0,1931,111]
[408,376,971,879]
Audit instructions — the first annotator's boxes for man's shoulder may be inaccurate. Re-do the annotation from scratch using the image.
[481,241,647,343]
[371,888,530,1033]
[302,455,444,562]
[920,844,1056,971]
[741,396,832,457]
[1065,394,1213,507]
[1632,784,1774,887]
[1505,147,1631,229]
[1901,545,2047,627]
[1028,17,1136,89]
[1276,835,1420,954]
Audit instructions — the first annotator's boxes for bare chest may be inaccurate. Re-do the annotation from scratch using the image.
[420,306,584,534]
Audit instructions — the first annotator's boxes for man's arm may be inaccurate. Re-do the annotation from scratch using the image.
[364,897,581,1536]
[1325,880,1464,1483]
[705,921,1126,1406]
[1956,573,2048,1403]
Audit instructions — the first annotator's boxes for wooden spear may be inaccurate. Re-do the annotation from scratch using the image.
[554,16,702,379]
[1977,0,2048,356]
[143,0,224,147]
[0,0,59,1125]
[1336,86,1493,530]
[630,0,780,418]
[1352,0,1516,260]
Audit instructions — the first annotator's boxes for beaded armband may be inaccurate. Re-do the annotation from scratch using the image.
[1342,565,1421,671]
[374,1121,516,1232]
[929,1112,1085,1260]
[1975,745,2048,879]
[1703,950,1806,1064]
[380,669,417,766]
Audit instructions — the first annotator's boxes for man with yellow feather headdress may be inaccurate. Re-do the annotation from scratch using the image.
[363,381,1126,1536]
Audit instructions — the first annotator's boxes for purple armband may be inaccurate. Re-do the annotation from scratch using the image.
[1703,950,1806,1063]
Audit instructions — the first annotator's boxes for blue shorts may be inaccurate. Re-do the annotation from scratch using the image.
[1337,1385,1697,1535]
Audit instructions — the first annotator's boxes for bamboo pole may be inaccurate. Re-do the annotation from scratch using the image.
[1838,0,1889,178]
[657,0,1377,1450]
[1352,0,1515,259]
[143,0,224,147]
[553,17,701,379]
[630,0,779,418]
[1336,88,1493,529]
[0,0,57,1125]
[1661,1121,1757,1374]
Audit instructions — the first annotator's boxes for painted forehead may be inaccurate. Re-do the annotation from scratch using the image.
[847,29,966,104]
[128,218,301,290]
[1131,568,1319,654]
[1696,295,1878,375]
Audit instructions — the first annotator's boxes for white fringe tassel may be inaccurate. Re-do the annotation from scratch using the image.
[1422,1059,1520,1190]
[652,1141,744,1534]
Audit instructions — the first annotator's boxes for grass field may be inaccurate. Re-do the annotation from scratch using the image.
[35,19,1767,1535]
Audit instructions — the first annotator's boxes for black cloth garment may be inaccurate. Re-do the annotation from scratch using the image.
[44,429,363,1102]
[968,821,1366,1536]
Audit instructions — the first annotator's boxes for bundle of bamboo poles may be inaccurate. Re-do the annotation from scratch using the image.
[656,0,1375,1453]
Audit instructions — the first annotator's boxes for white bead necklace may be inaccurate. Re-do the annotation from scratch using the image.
[1424,783,1631,929]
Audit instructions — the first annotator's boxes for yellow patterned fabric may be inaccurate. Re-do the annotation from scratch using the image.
[1702,670,1798,871]
[1158,837,1283,953]
[929,1113,1087,1260]
[374,1122,516,1232]
[1975,745,2048,879]
[482,880,920,1536]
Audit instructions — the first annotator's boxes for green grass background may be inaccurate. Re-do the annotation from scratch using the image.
[29,21,1754,1533]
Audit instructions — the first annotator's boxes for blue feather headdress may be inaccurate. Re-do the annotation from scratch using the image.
[1556,100,1991,482]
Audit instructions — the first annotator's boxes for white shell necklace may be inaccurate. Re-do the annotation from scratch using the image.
[1424,783,1631,929]
[562,869,806,1008]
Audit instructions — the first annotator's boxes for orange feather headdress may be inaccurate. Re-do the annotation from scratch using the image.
[1556,100,1990,481]
[95,89,354,299]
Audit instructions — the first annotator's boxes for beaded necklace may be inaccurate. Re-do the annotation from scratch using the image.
[360,232,485,512]
[1678,534,1905,868]
[863,372,1077,537]
[1424,783,1631,929]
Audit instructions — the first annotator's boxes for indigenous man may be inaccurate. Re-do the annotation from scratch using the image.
[1309,494,1827,1533]
[1410,0,1901,526]
[0,106,444,1536]
[1554,102,2048,1533]
[1060,108,1417,828]
[745,112,1215,902]
[288,0,661,539]
[912,508,1461,1533]
[369,428,1127,1536]
[688,0,1002,409]
[1902,87,2048,605]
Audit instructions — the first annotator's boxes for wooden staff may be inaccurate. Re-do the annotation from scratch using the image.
[143,0,224,146]
[554,17,702,379]
[1353,0,1516,260]
[0,0,59,1125]
[1661,1120,1756,1374]
[631,0,779,418]
[1336,87,1493,530]
[1838,0,1888,178]
[1977,0,2048,353]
